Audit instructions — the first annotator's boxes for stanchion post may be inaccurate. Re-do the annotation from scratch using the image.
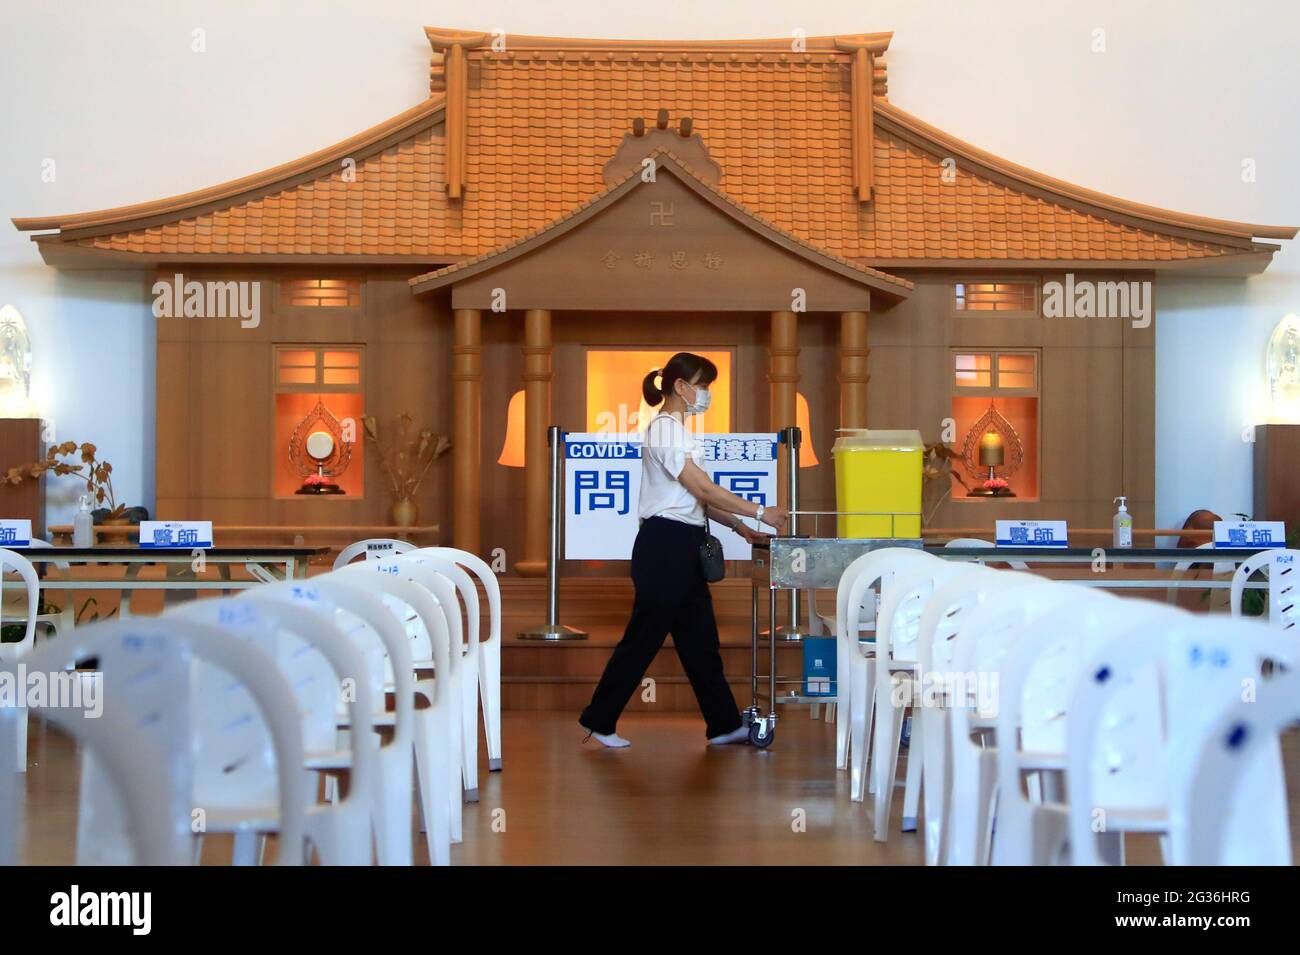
[518,425,587,641]
[787,425,802,633]
[762,425,810,643]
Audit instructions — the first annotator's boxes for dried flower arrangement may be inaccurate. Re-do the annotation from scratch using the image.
[6,441,126,520]
[361,414,451,526]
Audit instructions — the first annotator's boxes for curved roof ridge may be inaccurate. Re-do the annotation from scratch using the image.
[13,96,447,235]
[875,100,1297,243]
[425,26,892,54]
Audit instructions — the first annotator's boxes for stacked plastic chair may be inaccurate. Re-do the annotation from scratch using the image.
[828,542,1300,866]
[5,538,498,866]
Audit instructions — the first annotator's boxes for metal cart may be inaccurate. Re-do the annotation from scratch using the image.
[743,514,920,748]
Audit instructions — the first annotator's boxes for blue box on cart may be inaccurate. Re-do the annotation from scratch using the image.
[802,636,837,697]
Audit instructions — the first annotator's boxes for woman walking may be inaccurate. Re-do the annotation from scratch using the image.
[579,352,788,747]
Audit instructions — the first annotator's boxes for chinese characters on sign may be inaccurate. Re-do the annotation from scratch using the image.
[0,520,32,546]
[598,250,723,271]
[994,520,1068,548]
[138,520,214,549]
[564,433,778,560]
[1212,520,1286,549]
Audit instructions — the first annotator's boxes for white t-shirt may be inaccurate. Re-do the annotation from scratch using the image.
[639,412,705,526]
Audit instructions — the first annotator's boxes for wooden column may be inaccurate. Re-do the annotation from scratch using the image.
[839,309,870,430]
[770,309,800,506]
[517,308,552,577]
[451,308,482,555]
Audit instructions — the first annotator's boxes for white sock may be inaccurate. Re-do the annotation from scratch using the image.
[707,726,750,746]
[583,727,631,748]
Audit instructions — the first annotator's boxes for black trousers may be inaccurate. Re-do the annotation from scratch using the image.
[580,516,742,739]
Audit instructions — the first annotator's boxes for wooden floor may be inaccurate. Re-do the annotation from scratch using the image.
[17,710,1300,865]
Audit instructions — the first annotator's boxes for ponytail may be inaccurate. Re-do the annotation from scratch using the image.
[642,368,665,407]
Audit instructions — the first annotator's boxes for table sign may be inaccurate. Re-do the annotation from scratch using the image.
[564,432,779,560]
[139,520,214,548]
[0,519,33,546]
[995,519,1069,548]
[364,540,404,560]
[1212,520,1286,549]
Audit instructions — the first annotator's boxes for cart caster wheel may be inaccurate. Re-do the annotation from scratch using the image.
[749,723,774,748]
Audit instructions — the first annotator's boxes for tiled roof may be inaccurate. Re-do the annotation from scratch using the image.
[14,30,1294,268]
[408,148,914,297]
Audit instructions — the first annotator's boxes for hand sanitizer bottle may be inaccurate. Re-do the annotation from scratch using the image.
[73,494,94,547]
[1112,496,1133,549]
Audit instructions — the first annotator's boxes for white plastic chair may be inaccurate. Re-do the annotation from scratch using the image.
[400,551,484,799]
[5,641,189,865]
[172,596,379,865]
[1165,541,1235,607]
[988,590,1174,866]
[335,560,464,860]
[1230,548,1299,631]
[0,548,40,771]
[870,558,978,841]
[836,547,938,804]
[1183,671,1300,865]
[246,577,418,865]
[332,538,415,571]
[912,563,1010,864]
[5,539,69,639]
[946,576,1083,865]
[68,615,312,867]
[832,552,883,772]
[1166,616,1298,865]
[943,537,1030,571]
[1066,611,1299,865]
[422,547,503,772]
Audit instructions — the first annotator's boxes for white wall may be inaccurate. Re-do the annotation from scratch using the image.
[2,0,1296,525]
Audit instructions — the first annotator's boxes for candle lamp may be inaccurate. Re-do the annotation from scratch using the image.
[962,404,1020,497]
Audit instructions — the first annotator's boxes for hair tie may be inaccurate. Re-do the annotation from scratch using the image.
[652,370,663,391]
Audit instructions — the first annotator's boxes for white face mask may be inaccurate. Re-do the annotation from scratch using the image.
[684,384,712,416]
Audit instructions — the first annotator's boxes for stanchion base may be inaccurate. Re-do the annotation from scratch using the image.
[517,623,588,641]
[759,625,814,642]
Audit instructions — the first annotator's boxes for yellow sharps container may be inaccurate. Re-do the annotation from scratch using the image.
[832,429,924,538]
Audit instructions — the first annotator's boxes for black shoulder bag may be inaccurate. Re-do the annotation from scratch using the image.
[699,517,726,583]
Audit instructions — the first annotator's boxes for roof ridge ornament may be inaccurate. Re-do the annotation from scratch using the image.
[602,110,722,187]
[427,29,493,201]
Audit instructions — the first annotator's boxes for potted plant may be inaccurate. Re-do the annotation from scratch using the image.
[362,414,451,527]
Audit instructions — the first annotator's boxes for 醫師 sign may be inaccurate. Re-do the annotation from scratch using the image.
[564,432,778,560]
[995,520,1069,548]
[1212,520,1286,549]
[139,520,213,548]
[0,519,33,546]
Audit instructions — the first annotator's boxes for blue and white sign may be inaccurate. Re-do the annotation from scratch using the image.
[1213,520,1286,549]
[139,520,214,549]
[996,519,1069,548]
[0,519,33,547]
[564,432,779,560]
